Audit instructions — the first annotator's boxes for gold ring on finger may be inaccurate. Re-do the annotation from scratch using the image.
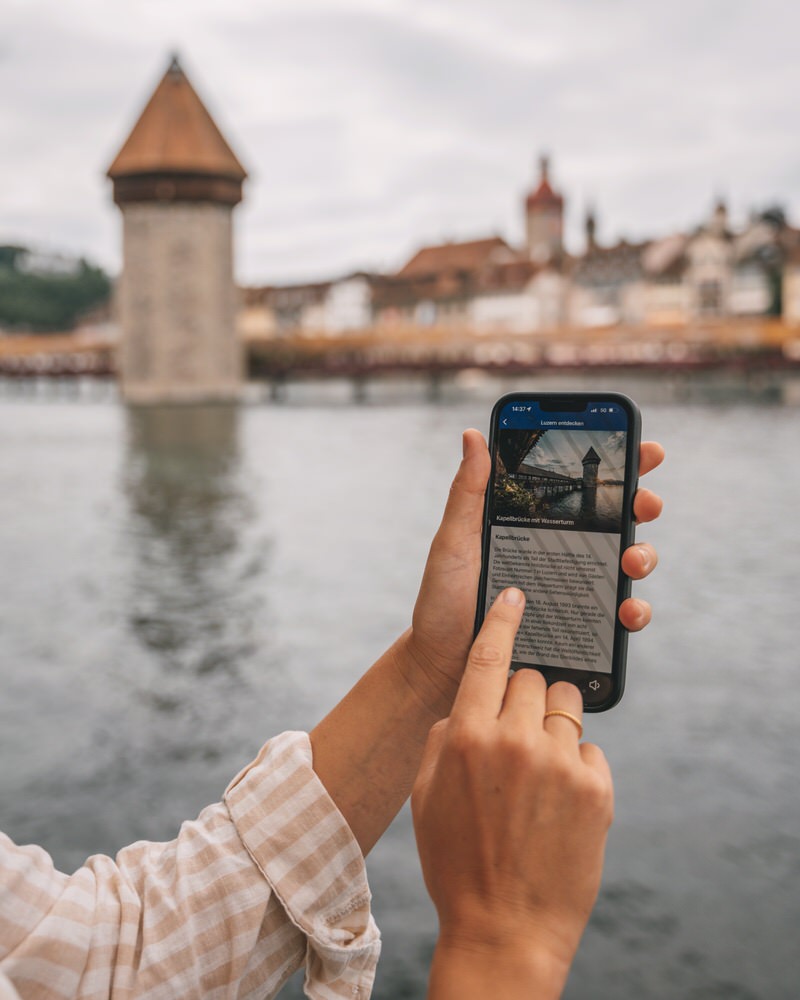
[543,709,583,739]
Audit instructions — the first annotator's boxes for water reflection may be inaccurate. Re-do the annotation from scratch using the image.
[542,484,623,532]
[123,404,265,678]
[580,484,597,521]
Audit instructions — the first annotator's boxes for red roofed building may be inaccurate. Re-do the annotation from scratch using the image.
[397,237,517,278]
[371,237,515,328]
[239,144,799,339]
[369,230,568,333]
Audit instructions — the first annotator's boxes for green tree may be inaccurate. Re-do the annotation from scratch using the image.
[0,247,112,332]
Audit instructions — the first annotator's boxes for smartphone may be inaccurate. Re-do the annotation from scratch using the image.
[475,391,641,712]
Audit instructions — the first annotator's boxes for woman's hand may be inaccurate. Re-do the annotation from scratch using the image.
[412,589,613,999]
[404,431,664,715]
[309,430,661,859]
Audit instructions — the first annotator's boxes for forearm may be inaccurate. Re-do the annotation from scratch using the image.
[310,628,455,856]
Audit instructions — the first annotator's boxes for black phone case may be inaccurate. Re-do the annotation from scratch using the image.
[475,390,642,712]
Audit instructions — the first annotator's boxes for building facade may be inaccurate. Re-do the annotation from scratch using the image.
[240,155,799,339]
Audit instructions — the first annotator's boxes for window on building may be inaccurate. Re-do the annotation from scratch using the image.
[416,300,436,326]
[698,280,721,314]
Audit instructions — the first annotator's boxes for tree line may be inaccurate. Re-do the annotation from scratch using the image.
[0,245,112,332]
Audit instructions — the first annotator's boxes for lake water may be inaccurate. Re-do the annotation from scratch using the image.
[532,483,624,532]
[1,375,798,998]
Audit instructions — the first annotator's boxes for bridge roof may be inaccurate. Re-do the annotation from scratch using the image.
[517,464,575,482]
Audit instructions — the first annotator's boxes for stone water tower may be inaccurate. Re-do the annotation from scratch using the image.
[582,446,600,487]
[107,55,247,403]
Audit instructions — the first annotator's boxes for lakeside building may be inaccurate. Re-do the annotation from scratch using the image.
[240,157,800,339]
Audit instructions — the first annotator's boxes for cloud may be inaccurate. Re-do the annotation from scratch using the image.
[1,0,798,282]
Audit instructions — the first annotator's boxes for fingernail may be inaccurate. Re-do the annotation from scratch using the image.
[462,429,482,459]
[502,587,524,606]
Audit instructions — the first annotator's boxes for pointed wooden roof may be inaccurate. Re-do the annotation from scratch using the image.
[107,55,247,182]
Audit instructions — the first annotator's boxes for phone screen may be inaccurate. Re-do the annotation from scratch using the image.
[479,393,640,710]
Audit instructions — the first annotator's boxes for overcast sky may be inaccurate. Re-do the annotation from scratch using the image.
[526,430,625,480]
[2,0,798,284]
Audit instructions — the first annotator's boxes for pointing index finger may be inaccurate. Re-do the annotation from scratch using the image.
[451,588,525,721]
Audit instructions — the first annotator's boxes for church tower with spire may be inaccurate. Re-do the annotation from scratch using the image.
[524,154,565,265]
[107,55,247,403]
